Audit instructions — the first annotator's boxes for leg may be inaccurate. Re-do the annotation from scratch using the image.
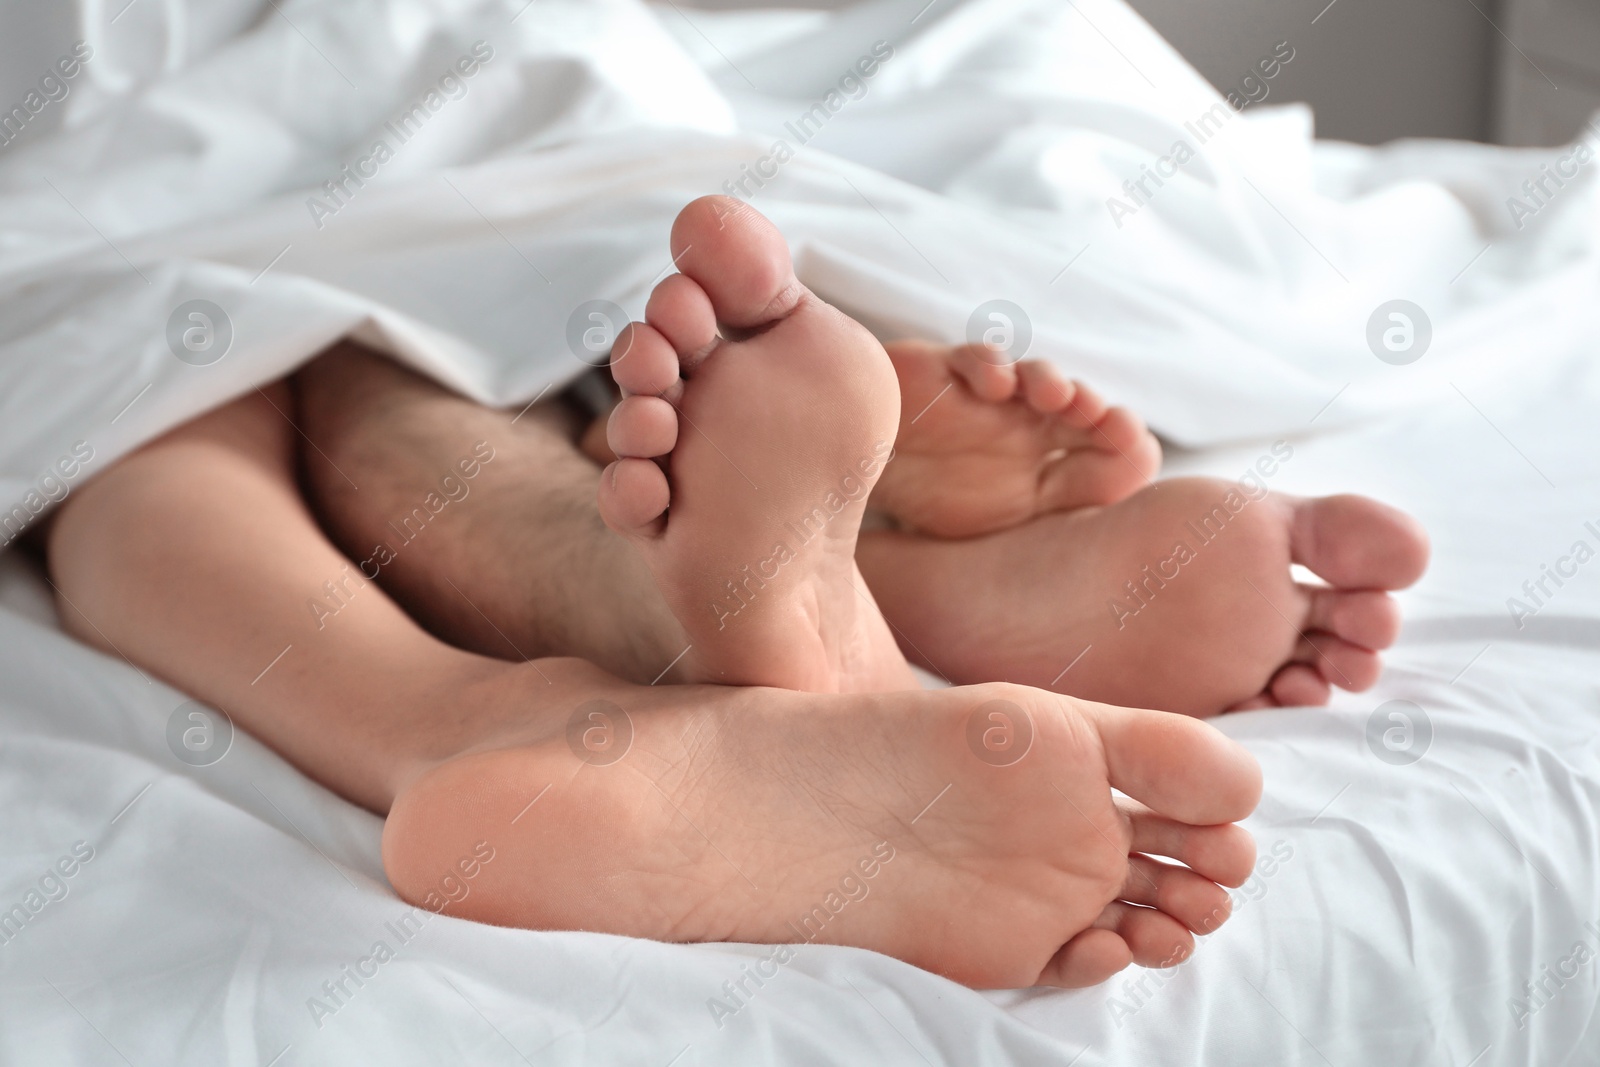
[44,383,541,810]
[43,378,1264,989]
[296,343,689,687]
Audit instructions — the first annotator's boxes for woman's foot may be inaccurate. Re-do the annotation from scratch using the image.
[870,339,1161,538]
[598,196,913,693]
[859,477,1431,716]
[383,658,1263,989]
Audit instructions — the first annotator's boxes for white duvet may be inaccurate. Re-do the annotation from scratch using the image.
[1,0,1598,1063]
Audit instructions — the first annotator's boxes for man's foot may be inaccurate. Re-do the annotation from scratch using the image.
[859,477,1431,716]
[383,660,1263,989]
[597,197,913,693]
[870,339,1162,538]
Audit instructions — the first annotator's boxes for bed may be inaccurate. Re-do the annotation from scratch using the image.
[2,0,1597,1062]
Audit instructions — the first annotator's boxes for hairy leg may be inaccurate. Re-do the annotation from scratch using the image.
[296,343,690,686]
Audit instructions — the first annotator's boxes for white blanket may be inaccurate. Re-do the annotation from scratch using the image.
[2,0,1598,1063]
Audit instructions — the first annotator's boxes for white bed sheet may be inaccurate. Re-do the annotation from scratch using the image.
[1,0,1598,1063]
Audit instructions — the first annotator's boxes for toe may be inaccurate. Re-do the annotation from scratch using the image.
[1031,398,1160,512]
[1267,662,1332,706]
[1077,407,1162,488]
[1120,855,1235,935]
[1291,631,1382,692]
[1092,405,1156,459]
[1290,494,1431,590]
[1037,927,1132,988]
[949,343,1021,402]
[1035,405,1160,509]
[670,196,803,329]
[645,273,718,366]
[1064,382,1109,426]
[1081,701,1263,826]
[1096,902,1195,969]
[606,396,678,459]
[597,458,670,539]
[1127,812,1256,888]
[611,322,682,398]
[1016,361,1076,412]
[1306,587,1401,650]
[1036,443,1152,511]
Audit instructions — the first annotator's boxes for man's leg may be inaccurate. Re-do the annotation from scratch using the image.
[41,375,1263,990]
[295,343,690,686]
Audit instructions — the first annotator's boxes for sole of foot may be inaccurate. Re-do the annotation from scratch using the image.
[873,339,1162,538]
[382,658,1263,989]
[596,196,913,693]
[860,476,1431,716]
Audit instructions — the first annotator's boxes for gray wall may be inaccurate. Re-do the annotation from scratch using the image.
[1,0,1505,148]
[1125,0,1497,144]
[687,0,1507,145]
[0,3,78,144]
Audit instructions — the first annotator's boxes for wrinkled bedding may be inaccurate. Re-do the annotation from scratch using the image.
[1,0,1598,1062]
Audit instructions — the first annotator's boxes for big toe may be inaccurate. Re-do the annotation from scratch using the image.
[1082,700,1263,826]
[1291,494,1430,590]
[671,196,804,329]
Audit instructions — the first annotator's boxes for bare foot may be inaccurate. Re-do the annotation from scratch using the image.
[597,196,913,693]
[860,477,1431,716]
[382,658,1262,989]
[582,337,1161,540]
[870,339,1161,538]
